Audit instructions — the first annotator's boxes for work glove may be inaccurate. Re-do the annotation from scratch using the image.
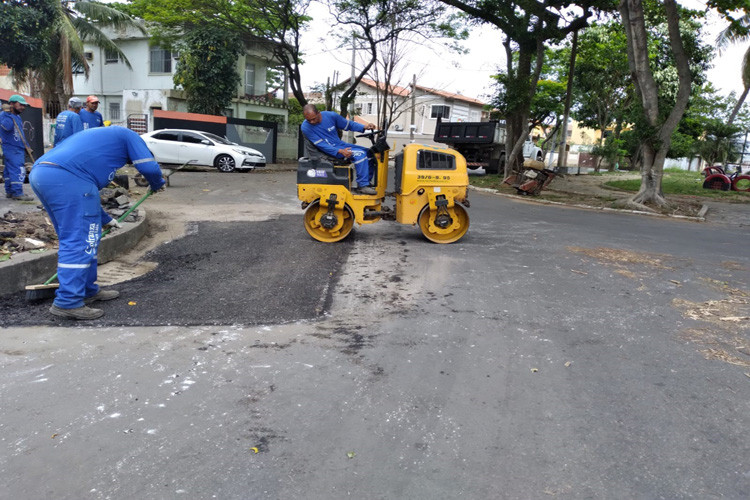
[104,219,123,231]
[150,177,167,193]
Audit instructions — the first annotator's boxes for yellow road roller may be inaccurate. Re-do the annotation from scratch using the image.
[297,128,470,243]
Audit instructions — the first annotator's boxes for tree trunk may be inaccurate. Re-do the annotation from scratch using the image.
[619,0,691,208]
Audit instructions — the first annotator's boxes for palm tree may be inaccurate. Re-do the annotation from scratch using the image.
[716,14,750,125]
[21,0,146,116]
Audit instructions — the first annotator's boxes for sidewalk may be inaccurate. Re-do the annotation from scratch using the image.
[0,190,149,297]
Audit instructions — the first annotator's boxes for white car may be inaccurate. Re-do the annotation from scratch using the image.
[141,129,266,172]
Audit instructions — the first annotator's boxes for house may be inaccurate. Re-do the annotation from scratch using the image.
[72,23,288,132]
[329,78,487,136]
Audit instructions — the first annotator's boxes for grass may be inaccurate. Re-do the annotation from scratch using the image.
[604,168,750,200]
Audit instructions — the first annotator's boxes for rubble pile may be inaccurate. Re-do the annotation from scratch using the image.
[0,210,57,260]
[0,184,141,262]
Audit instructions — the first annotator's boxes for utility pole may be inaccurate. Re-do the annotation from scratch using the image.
[557,29,579,172]
[410,74,416,142]
[348,36,356,142]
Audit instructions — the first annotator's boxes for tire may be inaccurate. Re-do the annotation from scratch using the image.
[418,203,469,244]
[703,174,731,191]
[731,175,750,192]
[214,154,236,172]
[303,200,354,243]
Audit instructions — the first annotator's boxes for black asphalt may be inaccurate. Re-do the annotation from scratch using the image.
[0,216,352,326]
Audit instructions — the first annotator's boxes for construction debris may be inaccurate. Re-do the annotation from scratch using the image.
[0,184,142,261]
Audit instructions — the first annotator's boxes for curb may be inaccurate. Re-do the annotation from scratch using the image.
[469,186,707,222]
[0,209,148,298]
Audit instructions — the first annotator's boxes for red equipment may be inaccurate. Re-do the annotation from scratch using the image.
[702,165,750,192]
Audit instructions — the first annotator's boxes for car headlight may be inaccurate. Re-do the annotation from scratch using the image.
[233,148,260,157]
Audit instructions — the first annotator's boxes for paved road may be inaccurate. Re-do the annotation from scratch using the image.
[1,170,749,498]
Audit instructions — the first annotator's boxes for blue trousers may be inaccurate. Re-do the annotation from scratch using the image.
[29,166,101,309]
[3,146,25,196]
[350,145,374,187]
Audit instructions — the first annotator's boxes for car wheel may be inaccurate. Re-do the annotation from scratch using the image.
[214,154,236,172]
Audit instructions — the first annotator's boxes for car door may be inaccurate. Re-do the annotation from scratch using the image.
[179,131,215,166]
[145,131,182,163]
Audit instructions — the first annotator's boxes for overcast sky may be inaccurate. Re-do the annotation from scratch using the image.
[298,1,748,102]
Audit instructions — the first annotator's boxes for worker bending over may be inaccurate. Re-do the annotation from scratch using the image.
[30,126,166,320]
[301,104,377,195]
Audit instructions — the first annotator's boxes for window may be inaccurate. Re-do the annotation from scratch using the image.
[181,132,207,144]
[153,131,180,141]
[431,105,450,119]
[366,102,373,114]
[245,62,255,96]
[72,60,85,75]
[105,49,119,64]
[150,48,173,73]
[417,150,456,170]
[109,102,121,121]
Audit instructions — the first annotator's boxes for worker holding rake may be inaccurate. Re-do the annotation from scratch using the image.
[29,126,166,320]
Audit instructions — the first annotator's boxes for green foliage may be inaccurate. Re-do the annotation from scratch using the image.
[591,136,626,170]
[0,0,56,72]
[605,169,749,199]
[127,0,311,104]
[173,26,243,115]
[696,119,743,166]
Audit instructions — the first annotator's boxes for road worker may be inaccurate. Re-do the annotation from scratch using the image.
[54,97,84,146]
[0,94,33,201]
[301,104,377,195]
[30,126,166,320]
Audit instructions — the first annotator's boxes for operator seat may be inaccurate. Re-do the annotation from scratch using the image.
[302,136,350,166]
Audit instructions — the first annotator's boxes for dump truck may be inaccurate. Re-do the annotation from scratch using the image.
[433,118,543,174]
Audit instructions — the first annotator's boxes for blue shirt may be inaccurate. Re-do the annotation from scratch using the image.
[0,111,26,151]
[301,111,365,158]
[54,110,84,146]
[79,109,104,129]
[36,126,165,191]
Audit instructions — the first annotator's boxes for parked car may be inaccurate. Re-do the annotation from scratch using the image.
[141,129,266,172]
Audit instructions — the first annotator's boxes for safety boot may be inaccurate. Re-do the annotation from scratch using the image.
[354,186,377,195]
[11,194,34,201]
[49,304,104,320]
[84,289,120,304]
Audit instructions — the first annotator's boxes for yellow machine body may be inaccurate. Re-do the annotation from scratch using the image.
[297,135,470,243]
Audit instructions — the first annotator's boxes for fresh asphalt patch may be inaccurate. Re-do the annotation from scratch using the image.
[0,215,353,327]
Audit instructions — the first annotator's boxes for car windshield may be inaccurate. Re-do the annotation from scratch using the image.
[201,132,234,145]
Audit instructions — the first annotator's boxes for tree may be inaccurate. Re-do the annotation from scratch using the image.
[618,0,695,208]
[18,1,144,114]
[173,26,243,115]
[0,0,56,73]
[439,0,612,177]
[710,1,750,125]
[127,0,312,105]
[327,0,465,120]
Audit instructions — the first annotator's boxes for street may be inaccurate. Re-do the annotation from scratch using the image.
[1,170,749,499]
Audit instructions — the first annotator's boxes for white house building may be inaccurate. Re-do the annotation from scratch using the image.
[72,23,287,132]
[329,78,487,136]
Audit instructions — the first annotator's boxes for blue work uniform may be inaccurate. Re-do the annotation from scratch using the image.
[301,111,373,187]
[30,127,165,310]
[54,110,84,146]
[0,111,28,197]
[79,109,104,129]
